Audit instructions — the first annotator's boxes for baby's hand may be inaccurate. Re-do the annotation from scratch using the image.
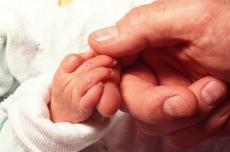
[49,52,119,123]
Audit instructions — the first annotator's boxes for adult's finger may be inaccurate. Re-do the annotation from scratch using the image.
[89,0,217,57]
[120,72,198,124]
[140,77,227,135]
[165,97,230,149]
[121,70,227,134]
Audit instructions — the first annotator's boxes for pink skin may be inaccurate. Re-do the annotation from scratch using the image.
[49,51,121,123]
[119,50,228,149]
[88,0,230,149]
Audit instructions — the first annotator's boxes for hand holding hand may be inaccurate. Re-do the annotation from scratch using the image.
[89,0,230,148]
[50,52,120,123]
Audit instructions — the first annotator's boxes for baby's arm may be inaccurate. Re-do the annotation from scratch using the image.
[49,52,119,123]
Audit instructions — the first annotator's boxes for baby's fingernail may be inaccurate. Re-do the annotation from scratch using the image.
[163,96,191,117]
[109,69,114,77]
[98,82,104,88]
[112,60,117,66]
[202,81,226,106]
[91,26,119,44]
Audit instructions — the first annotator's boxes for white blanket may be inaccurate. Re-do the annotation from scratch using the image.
[0,0,229,151]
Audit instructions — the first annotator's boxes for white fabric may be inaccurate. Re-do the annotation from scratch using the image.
[0,0,230,152]
[0,35,14,97]
[1,73,112,152]
[0,0,154,151]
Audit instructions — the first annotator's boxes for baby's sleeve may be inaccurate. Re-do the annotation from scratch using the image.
[0,107,25,151]
[0,34,19,102]
[0,73,112,152]
[0,33,22,151]
[0,3,20,102]
[0,2,115,151]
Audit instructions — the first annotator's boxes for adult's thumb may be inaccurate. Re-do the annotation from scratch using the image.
[88,0,203,57]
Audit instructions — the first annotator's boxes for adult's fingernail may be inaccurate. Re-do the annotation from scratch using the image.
[91,26,119,44]
[163,96,191,117]
[218,108,230,123]
[202,81,226,106]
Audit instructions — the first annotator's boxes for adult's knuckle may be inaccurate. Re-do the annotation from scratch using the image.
[128,6,145,27]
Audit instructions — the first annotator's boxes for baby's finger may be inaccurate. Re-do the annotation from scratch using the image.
[97,81,121,117]
[78,50,95,60]
[75,55,117,74]
[76,67,113,95]
[58,54,85,73]
[80,82,104,111]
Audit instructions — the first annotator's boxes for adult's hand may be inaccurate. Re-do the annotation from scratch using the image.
[88,0,230,149]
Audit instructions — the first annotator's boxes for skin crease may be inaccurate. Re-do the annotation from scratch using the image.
[88,0,230,149]
[49,52,121,123]
[117,0,230,82]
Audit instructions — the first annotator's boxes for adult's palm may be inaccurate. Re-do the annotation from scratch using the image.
[89,0,230,148]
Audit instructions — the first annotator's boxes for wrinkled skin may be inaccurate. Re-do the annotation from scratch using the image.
[89,0,230,149]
